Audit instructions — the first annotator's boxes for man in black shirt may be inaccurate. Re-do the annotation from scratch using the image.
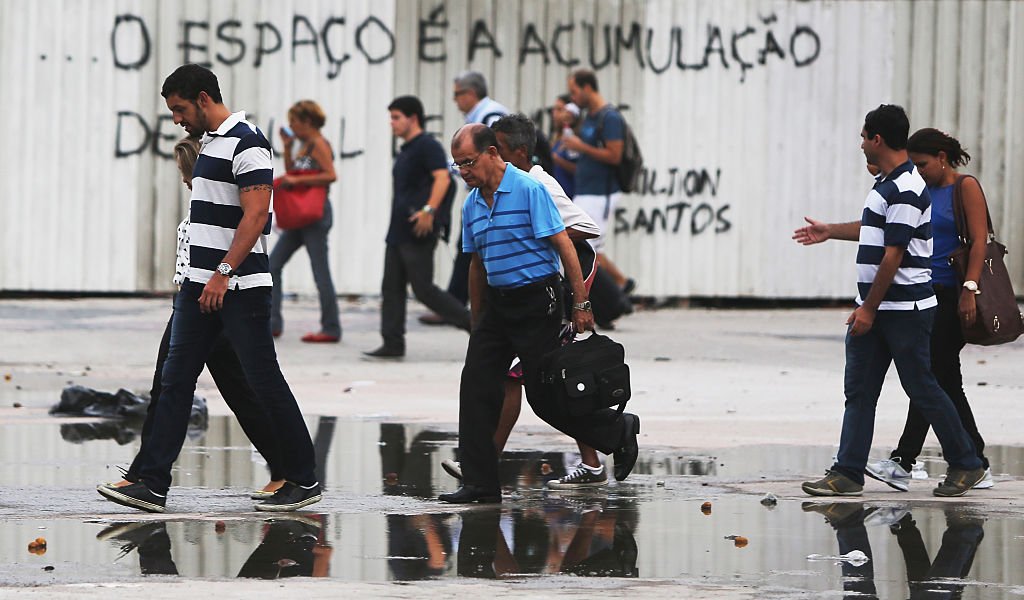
[365,96,471,358]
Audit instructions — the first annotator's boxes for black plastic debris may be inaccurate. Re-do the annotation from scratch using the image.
[50,386,208,442]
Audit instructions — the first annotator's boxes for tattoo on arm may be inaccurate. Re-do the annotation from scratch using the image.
[239,184,273,193]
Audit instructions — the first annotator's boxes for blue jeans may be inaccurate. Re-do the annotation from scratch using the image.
[833,307,982,485]
[270,200,341,337]
[136,281,317,495]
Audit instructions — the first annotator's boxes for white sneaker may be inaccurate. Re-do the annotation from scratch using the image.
[972,468,994,489]
[441,459,462,481]
[864,458,911,492]
[911,463,929,480]
[547,463,608,489]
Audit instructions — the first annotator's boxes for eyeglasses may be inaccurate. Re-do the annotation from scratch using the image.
[452,150,486,171]
[453,89,471,99]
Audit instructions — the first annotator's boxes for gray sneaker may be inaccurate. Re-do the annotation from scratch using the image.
[933,467,987,497]
[802,470,863,497]
[864,458,911,492]
[547,464,608,489]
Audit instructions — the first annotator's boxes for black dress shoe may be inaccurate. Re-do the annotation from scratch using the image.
[613,413,641,481]
[438,485,501,504]
[363,345,404,358]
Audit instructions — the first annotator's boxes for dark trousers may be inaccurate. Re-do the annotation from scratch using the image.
[136,281,316,495]
[832,507,878,599]
[891,286,988,468]
[833,307,981,485]
[381,239,470,347]
[458,278,625,491]
[127,309,285,482]
[446,233,471,305]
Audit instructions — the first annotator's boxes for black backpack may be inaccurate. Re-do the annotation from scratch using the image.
[596,106,644,193]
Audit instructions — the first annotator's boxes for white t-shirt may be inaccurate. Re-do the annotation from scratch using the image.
[528,165,600,238]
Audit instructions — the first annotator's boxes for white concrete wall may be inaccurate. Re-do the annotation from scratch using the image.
[1,0,1022,298]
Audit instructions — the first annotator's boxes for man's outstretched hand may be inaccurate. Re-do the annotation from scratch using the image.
[792,217,830,245]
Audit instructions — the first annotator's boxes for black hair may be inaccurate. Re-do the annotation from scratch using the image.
[491,113,537,156]
[863,104,909,150]
[161,64,223,103]
[388,95,425,127]
[557,93,572,105]
[907,127,972,168]
[571,68,599,92]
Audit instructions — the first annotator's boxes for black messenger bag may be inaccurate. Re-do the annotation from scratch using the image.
[540,333,631,417]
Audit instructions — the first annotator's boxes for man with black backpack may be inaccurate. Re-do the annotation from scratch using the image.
[565,69,639,327]
[364,96,470,358]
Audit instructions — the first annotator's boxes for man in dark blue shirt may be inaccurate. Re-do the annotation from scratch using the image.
[365,96,470,358]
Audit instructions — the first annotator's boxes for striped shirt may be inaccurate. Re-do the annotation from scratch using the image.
[186,112,274,289]
[855,160,937,311]
[462,164,565,288]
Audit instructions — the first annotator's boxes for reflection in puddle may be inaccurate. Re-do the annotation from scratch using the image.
[92,501,640,581]
[0,497,1019,596]
[803,502,986,599]
[0,418,1022,596]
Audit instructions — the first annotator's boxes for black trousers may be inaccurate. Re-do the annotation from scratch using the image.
[446,233,472,305]
[891,285,988,469]
[458,277,625,491]
[126,309,286,483]
[381,239,470,347]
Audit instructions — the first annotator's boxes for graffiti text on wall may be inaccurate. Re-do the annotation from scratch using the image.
[615,167,731,236]
[111,8,819,83]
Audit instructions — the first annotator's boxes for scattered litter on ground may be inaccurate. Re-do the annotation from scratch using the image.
[807,550,869,566]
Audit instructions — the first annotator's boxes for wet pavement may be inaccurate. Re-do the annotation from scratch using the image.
[1,416,1023,598]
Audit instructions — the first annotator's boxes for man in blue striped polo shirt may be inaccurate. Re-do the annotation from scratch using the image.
[438,123,640,504]
[793,105,984,498]
[98,65,321,513]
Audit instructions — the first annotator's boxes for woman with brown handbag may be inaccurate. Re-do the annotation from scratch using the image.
[270,100,342,343]
[865,128,992,490]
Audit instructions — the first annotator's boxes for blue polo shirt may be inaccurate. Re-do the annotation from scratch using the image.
[462,164,565,288]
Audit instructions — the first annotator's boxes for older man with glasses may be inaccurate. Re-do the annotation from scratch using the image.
[438,123,641,504]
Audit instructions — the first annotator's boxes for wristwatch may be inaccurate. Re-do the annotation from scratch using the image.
[572,300,592,312]
[421,205,435,214]
[216,262,234,277]
[963,280,980,295]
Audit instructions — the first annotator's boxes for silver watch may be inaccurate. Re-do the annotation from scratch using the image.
[572,300,592,311]
[216,262,233,277]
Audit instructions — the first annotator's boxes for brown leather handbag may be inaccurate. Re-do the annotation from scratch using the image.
[948,175,1024,345]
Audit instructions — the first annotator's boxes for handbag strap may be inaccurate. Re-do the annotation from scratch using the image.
[951,174,995,247]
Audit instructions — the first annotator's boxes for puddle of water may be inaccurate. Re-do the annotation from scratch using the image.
[1,496,1022,597]
[4,416,1024,494]
[0,417,1023,596]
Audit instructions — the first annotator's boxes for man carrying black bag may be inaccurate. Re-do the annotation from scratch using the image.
[438,124,641,504]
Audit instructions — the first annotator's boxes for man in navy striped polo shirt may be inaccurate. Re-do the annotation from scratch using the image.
[438,123,640,504]
[98,65,321,513]
[793,105,984,498]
